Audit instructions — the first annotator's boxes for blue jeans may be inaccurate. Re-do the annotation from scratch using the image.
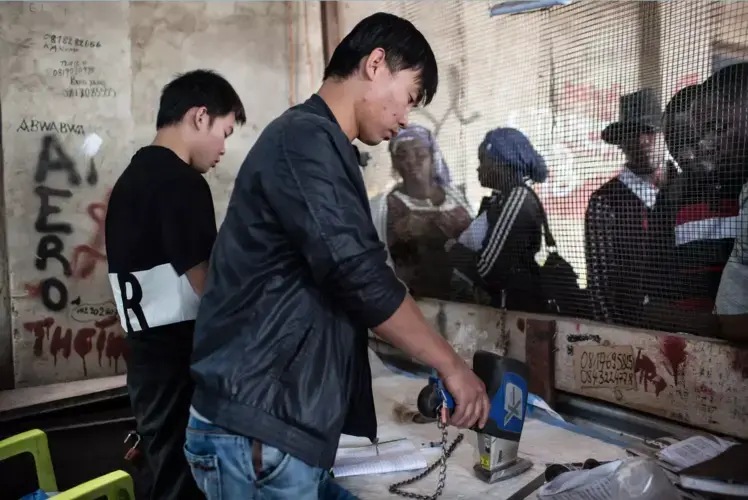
[184,414,358,500]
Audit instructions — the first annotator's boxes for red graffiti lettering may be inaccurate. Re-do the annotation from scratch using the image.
[561,81,621,122]
[96,329,107,366]
[23,317,54,356]
[660,336,687,385]
[70,189,110,280]
[49,326,72,364]
[634,349,667,396]
[73,328,96,376]
[23,317,126,377]
[104,332,129,372]
[95,314,121,367]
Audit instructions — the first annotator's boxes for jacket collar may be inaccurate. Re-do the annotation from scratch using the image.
[618,168,658,208]
[303,94,339,126]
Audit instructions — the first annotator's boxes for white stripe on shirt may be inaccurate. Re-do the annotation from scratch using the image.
[477,188,527,277]
[674,216,739,246]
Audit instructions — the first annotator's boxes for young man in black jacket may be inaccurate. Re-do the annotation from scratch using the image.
[186,13,490,499]
[106,70,245,499]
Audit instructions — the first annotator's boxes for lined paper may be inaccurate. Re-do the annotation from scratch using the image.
[333,439,428,478]
[657,435,736,472]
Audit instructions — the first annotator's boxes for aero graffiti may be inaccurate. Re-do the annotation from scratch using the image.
[25,133,108,311]
[18,124,123,378]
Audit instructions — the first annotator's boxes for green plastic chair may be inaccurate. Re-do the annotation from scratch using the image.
[54,471,134,500]
[0,429,135,500]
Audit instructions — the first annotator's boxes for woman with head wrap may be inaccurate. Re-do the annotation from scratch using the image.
[451,127,550,312]
[369,124,473,300]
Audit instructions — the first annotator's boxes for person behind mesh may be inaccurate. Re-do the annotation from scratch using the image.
[369,124,473,300]
[642,82,738,335]
[585,89,667,327]
[448,127,549,313]
[703,62,748,343]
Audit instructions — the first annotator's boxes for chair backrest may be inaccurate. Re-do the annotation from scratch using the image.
[0,429,135,500]
[54,470,135,500]
[0,429,58,492]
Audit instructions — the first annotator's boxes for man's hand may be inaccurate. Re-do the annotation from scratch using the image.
[371,296,491,430]
[441,365,490,429]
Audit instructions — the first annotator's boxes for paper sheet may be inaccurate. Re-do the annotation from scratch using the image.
[528,393,566,422]
[333,438,428,478]
[656,435,736,472]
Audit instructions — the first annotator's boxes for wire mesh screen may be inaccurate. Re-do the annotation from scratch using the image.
[358,0,748,338]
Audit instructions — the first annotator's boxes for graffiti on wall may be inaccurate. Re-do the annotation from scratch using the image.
[413,65,481,139]
[508,73,700,218]
[23,131,109,312]
[23,315,127,376]
[568,330,690,399]
[18,121,124,378]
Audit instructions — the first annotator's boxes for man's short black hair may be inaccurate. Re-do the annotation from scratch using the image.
[323,12,438,107]
[703,62,748,102]
[156,69,247,129]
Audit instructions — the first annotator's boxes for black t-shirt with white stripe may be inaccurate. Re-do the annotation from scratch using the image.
[105,146,217,363]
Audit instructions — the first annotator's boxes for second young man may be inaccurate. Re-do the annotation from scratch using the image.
[105,69,245,500]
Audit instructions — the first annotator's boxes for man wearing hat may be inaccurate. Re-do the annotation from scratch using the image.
[585,88,666,326]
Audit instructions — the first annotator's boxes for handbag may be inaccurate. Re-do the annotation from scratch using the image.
[524,187,593,319]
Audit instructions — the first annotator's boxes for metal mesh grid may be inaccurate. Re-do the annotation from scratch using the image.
[358,0,748,337]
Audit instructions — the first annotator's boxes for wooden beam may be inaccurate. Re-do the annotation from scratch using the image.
[525,319,556,407]
[320,1,341,64]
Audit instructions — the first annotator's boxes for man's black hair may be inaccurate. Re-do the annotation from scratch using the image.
[323,12,438,107]
[156,69,247,129]
[703,62,748,101]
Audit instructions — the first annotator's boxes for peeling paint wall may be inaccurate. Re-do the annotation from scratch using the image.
[0,1,324,388]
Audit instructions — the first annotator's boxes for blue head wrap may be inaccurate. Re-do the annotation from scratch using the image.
[478,127,548,183]
[389,125,452,186]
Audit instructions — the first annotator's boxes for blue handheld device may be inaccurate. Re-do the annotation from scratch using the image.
[417,351,530,438]
[416,350,534,483]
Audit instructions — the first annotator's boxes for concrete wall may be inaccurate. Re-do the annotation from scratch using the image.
[0,1,324,388]
[2,0,747,390]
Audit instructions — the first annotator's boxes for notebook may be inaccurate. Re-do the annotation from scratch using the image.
[332,438,428,478]
[677,442,748,496]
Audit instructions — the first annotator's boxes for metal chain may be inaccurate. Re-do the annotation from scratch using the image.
[388,414,464,500]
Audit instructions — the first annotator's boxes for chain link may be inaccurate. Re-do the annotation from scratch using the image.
[388,414,464,500]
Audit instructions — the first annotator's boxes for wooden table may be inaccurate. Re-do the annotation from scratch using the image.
[337,356,627,499]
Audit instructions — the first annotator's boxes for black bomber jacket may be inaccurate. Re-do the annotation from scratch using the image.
[190,94,406,469]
